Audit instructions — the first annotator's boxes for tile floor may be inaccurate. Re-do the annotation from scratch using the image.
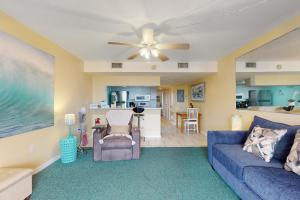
[141,117,207,147]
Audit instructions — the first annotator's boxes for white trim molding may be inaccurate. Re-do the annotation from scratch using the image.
[33,155,60,175]
[84,61,218,73]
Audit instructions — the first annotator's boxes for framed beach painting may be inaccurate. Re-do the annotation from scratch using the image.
[191,83,205,101]
[0,32,54,138]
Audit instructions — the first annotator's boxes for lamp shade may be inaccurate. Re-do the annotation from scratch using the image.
[231,114,243,131]
[65,114,75,126]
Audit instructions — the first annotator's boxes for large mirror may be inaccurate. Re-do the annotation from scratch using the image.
[235,28,300,114]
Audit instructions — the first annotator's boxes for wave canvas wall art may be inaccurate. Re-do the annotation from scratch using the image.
[0,32,54,138]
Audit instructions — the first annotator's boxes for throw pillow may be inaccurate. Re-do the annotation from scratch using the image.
[243,126,287,162]
[247,115,300,162]
[284,131,300,175]
[109,125,130,135]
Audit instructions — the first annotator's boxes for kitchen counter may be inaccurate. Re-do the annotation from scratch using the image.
[237,106,300,115]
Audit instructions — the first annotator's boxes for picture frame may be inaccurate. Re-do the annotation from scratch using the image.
[191,83,205,101]
[177,89,185,102]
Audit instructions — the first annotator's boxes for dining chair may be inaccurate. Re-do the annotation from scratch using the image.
[184,108,199,134]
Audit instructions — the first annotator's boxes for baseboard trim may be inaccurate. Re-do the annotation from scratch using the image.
[33,155,60,175]
[201,131,207,136]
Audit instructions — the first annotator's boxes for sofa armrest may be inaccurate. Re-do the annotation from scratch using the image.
[131,127,140,159]
[207,130,248,165]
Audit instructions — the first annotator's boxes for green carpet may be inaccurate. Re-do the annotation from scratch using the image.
[32,148,238,200]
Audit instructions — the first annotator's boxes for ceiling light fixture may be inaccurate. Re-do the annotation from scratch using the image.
[108,28,190,62]
[139,47,159,60]
[139,48,150,60]
[151,49,159,57]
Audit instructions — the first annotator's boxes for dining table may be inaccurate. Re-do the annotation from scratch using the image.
[176,112,201,132]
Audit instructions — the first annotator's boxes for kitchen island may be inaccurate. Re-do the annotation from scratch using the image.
[89,108,161,138]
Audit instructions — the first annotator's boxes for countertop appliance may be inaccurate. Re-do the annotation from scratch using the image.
[111,91,129,108]
[135,95,151,102]
[236,93,248,109]
[129,102,136,108]
[136,102,150,107]
[236,93,245,102]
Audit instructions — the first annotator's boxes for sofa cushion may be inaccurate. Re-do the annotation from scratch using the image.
[243,167,300,200]
[213,144,283,180]
[248,116,300,162]
[243,126,287,162]
[285,131,300,175]
[102,136,132,149]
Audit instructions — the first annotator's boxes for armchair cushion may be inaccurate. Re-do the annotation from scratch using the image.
[208,130,248,164]
[101,135,132,149]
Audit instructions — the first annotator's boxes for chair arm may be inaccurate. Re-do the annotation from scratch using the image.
[131,127,140,159]
[93,127,107,161]
[207,130,248,165]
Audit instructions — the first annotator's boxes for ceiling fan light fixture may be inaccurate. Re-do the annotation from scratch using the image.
[139,48,147,57]
[151,49,159,57]
[139,48,151,59]
[108,28,189,62]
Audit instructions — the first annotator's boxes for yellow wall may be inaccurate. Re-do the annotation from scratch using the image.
[92,75,160,102]
[251,74,300,86]
[0,12,92,168]
[193,15,300,132]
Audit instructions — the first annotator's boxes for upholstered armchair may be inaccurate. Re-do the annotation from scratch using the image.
[93,110,140,161]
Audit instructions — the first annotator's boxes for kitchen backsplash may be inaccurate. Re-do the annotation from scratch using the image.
[237,85,300,106]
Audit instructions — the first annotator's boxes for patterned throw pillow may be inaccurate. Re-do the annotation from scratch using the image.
[243,126,287,162]
[284,131,300,175]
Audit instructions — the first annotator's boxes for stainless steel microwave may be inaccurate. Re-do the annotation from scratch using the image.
[135,95,151,102]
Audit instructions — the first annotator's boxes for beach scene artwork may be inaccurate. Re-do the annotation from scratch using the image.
[0,32,54,138]
[191,83,205,101]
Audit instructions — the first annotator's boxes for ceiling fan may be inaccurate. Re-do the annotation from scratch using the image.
[108,28,190,61]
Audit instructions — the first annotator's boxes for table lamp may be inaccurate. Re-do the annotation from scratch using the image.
[231,114,243,131]
[65,114,75,137]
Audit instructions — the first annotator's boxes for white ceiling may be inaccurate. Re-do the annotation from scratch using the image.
[1,0,300,62]
[238,28,300,61]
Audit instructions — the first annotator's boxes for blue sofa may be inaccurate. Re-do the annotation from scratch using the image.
[208,116,300,200]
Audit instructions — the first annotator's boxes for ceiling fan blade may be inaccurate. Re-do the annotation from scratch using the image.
[108,42,142,48]
[156,43,190,50]
[127,52,140,60]
[158,52,169,62]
